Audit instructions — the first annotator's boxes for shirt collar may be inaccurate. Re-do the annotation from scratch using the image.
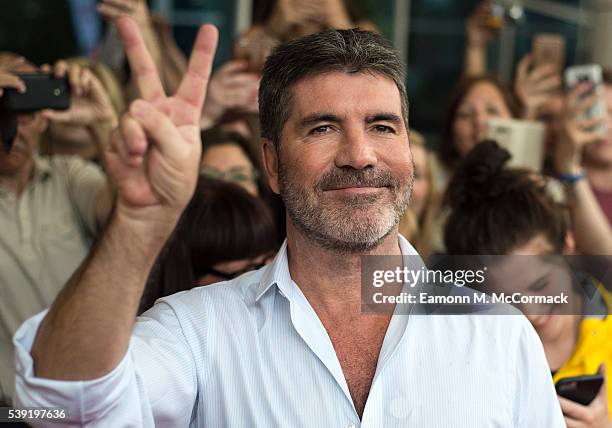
[255,234,421,302]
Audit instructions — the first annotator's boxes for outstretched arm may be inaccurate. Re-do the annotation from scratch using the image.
[31,16,218,380]
[463,0,498,77]
[555,83,612,255]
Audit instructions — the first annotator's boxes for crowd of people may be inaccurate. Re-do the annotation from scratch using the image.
[0,0,611,426]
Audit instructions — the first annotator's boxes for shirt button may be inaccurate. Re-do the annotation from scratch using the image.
[345,424,356,428]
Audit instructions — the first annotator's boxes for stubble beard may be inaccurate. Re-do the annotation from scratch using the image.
[279,161,413,254]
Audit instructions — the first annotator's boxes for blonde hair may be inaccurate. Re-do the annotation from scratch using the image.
[399,130,439,258]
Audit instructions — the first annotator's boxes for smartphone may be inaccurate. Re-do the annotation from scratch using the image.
[565,64,607,133]
[0,73,70,113]
[556,374,604,405]
[485,118,546,172]
[532,33,565,70]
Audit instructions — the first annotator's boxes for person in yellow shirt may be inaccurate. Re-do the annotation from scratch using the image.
[444,141,612,426]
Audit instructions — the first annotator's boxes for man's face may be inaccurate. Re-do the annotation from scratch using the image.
[268,71,413,253]
[0,112,46,175]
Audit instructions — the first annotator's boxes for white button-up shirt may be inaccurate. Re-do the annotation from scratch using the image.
[14,236,564,427]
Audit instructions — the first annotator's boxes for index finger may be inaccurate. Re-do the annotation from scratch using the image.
[116,16,165,102]
[176,24,218,111]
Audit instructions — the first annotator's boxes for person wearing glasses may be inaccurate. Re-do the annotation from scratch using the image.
[200,128,261,196]
[140,176,278,313]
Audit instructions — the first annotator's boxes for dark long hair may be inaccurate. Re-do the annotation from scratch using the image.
[201,127,286,242]
[438,75,521,171]
[444,140,568,255]
[141,177,279,312]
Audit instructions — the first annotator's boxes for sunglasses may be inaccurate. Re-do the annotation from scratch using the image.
[200,165,259,185]
[202,260,268,281]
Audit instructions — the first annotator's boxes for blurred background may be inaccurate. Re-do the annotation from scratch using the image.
[1,0,610,146]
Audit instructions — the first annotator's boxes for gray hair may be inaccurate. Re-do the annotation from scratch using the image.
[259,28,409,150]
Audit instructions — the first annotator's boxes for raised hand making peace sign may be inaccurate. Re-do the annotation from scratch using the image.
[31,17,219,382]
[107,16,218,225]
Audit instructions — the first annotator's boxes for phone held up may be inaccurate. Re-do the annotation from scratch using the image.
[565,64,608,135]
[0,73,71,152]
[532,33,566,71]
[556,374,604,406]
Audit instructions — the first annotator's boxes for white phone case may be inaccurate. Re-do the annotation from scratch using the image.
[565,64,607,133]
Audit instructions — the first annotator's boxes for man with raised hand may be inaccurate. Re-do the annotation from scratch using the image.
[14,17,563,427]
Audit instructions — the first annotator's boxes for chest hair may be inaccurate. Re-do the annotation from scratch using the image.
[325,319,389,418]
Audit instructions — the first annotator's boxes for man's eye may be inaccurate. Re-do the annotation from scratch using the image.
[310,125,332,135]
[373,125,394,133]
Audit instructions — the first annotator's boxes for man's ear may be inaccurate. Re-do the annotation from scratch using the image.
[261,138,280,194]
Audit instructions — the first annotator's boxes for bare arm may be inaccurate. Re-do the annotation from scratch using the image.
[32,214,170,378]
[555,84,612,255]
[98,0,162,68]
[463,0,498,77]
[566,178,612,255]
[31,17,218,380]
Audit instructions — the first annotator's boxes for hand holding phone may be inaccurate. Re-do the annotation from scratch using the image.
[557,374,604,405]
[565,64,608,135]
[555,82,608,174]
[0,73,70,113]
[485,118,546,172]
[514,54,562,120]
[557,369,610,427]
[532,34,565,71]
[38,62,116,127]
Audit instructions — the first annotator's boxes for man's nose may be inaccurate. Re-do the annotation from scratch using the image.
[334,127,377,170]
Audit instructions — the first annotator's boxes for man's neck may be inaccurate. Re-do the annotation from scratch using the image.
[286,224,402,317]
[0,159,34,195]
[586,163,612,192]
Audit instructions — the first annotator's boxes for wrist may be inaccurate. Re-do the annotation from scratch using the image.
[521,103,538,121]
[558,170,586,185]
[113,205,180,247]
[555,153,582,176]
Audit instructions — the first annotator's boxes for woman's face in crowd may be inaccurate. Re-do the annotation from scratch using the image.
[490,234,581,346]
[408,143,430,218]
[201,143,259,195]
[583,83,612,167]
[452,82,513,158]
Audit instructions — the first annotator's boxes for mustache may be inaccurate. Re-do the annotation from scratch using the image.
[316,167,398,191]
